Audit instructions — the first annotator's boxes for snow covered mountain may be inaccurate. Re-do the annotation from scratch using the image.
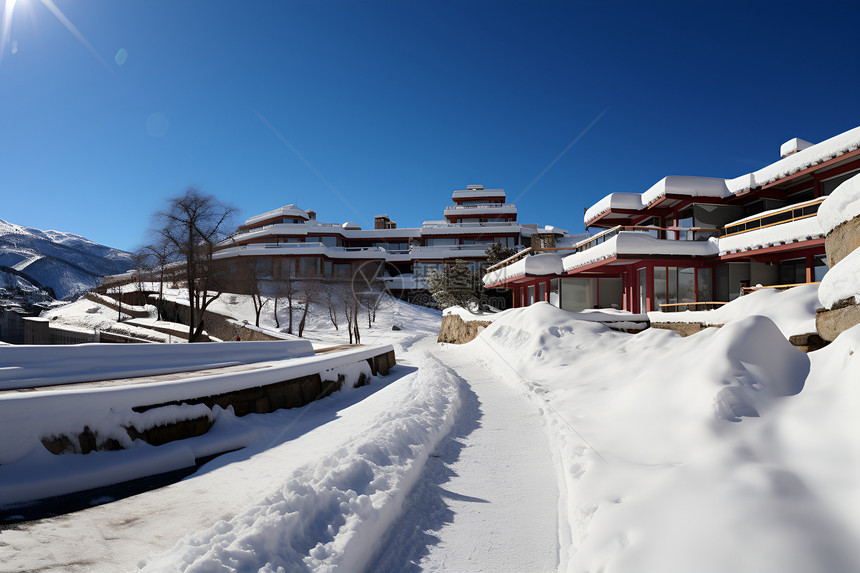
[0,219,134,303]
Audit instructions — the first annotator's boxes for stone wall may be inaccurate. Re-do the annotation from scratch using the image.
[437,314,493,344]
[825,216,860,267]
[649,322,721,337]
[155,297,289,342]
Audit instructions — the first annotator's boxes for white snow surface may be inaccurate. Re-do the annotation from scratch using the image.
[472,302,860,572]
[818,171,860,235]
[649,282,820,336]
[818,247,860,309]
[6,286,860,572]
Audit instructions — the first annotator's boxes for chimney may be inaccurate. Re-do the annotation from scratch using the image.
[306,209,316,220]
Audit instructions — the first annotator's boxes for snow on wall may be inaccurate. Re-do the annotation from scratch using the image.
[817,172,860,235]
[0,340,315,390]
[0,344,393,465]
[718,215,824,255]
[818,247,860,309]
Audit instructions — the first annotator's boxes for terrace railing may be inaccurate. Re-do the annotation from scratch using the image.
[720,198,824,238]
[657,301,728,312]
[741,282,820,295]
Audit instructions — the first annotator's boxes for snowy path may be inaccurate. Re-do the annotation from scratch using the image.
[368,340,560,573]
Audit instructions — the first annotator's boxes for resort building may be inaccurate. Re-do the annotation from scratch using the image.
[213,185,575,302]
[484,126,860,313]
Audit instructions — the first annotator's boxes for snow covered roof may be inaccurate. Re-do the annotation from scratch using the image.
[817,172,860,235]
[641,176,732,207]
[561,232,719,272]
[483,253,563,286]
[341,222,362,230]
[583,193,644,225]
[244,204,310,226]
[583,125,860,224]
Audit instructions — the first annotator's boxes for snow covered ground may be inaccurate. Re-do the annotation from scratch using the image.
[4,286,860,572]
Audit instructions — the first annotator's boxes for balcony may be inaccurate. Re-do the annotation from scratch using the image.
[719,198,824,237]
[443,203,517,215]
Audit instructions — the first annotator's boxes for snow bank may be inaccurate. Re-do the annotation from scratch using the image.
[649,283,820,336]
[468,302,860,572]
[443,305,501,322]
[139,353,463,573]
[817,171,860,235]
[818,247,860,308]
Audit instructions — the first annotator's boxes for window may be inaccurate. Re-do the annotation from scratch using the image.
[549,279,560,306]
[539,282,546,303]
[697,268,713,301]
[638,268,647,312]
[528,285,535,305]
[319,236,340,248]
[427,238,457,247]
[815,255,828,282]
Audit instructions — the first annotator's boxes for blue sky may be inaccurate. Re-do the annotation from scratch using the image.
[1,0,858,251]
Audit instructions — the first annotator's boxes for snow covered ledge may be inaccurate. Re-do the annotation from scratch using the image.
[815,173,860,341]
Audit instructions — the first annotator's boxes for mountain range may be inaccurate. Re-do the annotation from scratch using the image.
[0,219,134,306]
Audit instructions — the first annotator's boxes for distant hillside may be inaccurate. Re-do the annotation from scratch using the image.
[0,219,134,304]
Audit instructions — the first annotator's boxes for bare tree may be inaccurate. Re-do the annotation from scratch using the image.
[142,237,176,321]
[296,272,319,338]
[153,187,237,342]
[271,257,297,332]
[325,281,341,331]
[231,257,268,327]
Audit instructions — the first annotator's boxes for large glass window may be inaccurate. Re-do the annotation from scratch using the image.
[654,267,667,309]
[560,278,597,312]
[697,268,713,301]
[638,268,647,313]
[528,285,535,306]
[319,236,340,248]
[539,282,546,303]
[299,257,320,276]
[778,259,806,284]
[822,169,860,195]
[678,268,696,303]
[549,279,560,307]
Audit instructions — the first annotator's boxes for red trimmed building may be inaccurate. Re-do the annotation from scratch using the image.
[484,126,860,313]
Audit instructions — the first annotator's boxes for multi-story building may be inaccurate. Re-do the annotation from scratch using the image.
[484,126,860,313]
[213,185,575,302]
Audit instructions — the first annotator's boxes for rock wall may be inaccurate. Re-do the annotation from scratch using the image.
[818,213,860,341]
[437,314,493,344]
[649,322,721,337]
[825,216,860,267]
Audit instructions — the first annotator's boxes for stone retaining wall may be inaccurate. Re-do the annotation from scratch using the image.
[437,314,493,344]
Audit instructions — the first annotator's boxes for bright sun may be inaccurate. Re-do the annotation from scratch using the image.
[1,0,110,69]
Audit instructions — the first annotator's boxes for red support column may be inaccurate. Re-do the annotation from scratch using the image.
[622,271,630,311]
[646,265,655,312]
[806,253,815,283]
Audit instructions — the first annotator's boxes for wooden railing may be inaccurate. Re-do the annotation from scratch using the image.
[741,282,820,295]
[658,301,728,312]
[721,198,824,238]
[485,248,533,272]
